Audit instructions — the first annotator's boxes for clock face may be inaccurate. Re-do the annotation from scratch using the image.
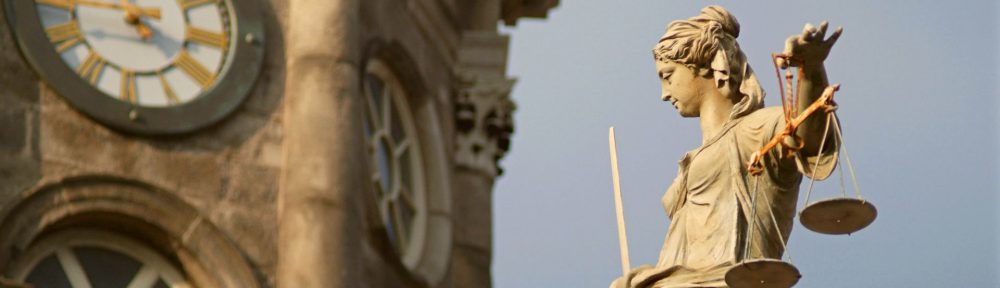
[8,0,265,134]
[37,0,231,107]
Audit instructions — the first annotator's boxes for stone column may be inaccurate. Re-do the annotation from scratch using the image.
[449,168,496,288]
[450,73,516,288]
[450,53,516,288]
[278,0,363,287]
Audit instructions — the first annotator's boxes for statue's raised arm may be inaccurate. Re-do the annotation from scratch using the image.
[779,21,844,156]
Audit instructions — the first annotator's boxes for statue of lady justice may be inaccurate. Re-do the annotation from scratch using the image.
[612,6,844,288]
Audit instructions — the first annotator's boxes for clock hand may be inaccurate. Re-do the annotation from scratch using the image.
[75,0,161,20]
[137,7,160,19]
[123,1,161,20]
[120,0,154,40]
[133,20,154,40]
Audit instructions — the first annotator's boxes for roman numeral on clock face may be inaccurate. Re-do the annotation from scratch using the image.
[121,70,137,103]
[186,26,227,48]
[158,72,181,104]
[77,52,107,85]
[174,50,215,88]
[46,21,80,44]
[35,0,72,10]
[179,0,214,10]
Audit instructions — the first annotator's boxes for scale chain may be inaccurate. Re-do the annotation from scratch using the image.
[838,152,848,198]
[742,175,759,261]
[759,178,793,263]
[832,116,864,200]
[801,111,835,213]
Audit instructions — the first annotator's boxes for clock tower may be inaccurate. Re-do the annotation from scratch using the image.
[0,0,556,287]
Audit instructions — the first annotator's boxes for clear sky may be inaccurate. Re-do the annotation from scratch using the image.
[494,1,999,287]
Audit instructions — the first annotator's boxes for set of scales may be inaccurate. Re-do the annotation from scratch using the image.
[608,53,877,288]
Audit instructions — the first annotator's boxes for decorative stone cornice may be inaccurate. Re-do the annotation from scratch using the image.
[453,72,516,177]
[501,0,559,26]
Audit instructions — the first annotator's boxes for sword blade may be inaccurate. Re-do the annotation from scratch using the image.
[609,127,631,285]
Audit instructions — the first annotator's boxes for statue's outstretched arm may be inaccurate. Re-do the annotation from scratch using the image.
[779,21,843,156]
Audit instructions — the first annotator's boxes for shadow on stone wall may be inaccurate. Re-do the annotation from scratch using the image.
[0,1,42,213]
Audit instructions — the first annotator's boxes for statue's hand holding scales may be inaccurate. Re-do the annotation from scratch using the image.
[777,21,843,69]
[778,21,844,69]
[778,20,843,158]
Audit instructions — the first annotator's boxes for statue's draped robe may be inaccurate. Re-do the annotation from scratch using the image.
[614,107,839,288]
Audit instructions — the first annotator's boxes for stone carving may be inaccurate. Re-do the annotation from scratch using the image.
[454,73,516,177]
[611,6,845,288]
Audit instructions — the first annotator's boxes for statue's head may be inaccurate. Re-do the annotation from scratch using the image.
[653,5,763,119]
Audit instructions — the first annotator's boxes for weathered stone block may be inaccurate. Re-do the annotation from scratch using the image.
[0,109,26,153]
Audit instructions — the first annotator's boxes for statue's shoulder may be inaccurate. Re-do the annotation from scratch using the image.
[739,106,785,126]
[727,107,786,148]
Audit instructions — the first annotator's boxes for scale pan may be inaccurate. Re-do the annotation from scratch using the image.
[800,198,877,235]
[725,259,800,288]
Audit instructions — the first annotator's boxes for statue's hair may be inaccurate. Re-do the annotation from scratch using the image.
[653,5,764,120]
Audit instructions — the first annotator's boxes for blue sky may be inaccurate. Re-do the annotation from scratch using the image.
[494,1,999,287]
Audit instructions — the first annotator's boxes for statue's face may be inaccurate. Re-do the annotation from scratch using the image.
[656,61,713,117]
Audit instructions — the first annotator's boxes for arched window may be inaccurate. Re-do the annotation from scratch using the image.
[362,61,428,264]
[0,176,259,288]
[8,229,190,288]
[360,56,452,286]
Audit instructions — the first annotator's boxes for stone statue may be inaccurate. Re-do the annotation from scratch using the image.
[611,6,843,288]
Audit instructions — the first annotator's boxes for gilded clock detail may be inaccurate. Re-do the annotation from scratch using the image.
[37,0,230,106]
[9,0,265,134]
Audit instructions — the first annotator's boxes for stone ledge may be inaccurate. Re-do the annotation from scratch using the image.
[502,0,559,26]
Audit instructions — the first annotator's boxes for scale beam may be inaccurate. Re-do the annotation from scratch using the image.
[747,84,839,175]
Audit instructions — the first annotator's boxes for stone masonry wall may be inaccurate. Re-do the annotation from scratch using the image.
[0,0,289,286]
[0,0,534,286]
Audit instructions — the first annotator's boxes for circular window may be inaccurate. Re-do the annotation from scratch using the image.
[362,62,428,269]
[8,229,190,288]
